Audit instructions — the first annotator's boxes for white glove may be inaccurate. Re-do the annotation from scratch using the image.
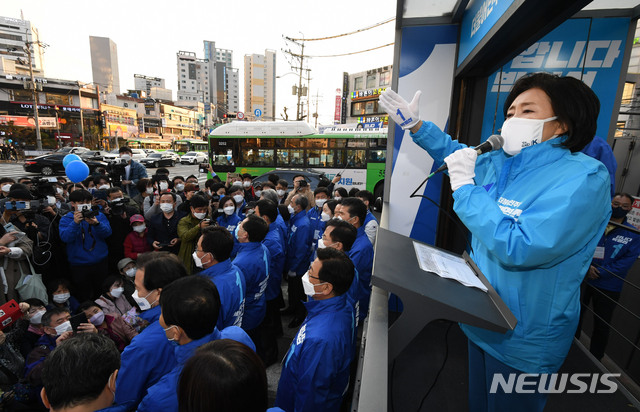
[444,148,477,191]
[378,89,421,130]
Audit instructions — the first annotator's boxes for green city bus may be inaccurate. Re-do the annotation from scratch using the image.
[172,139,208,155]
[207,121,386,198]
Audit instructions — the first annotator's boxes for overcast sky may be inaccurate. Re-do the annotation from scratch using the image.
[3,0,396,125]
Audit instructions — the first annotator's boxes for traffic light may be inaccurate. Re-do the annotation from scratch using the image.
[227,113,237,119]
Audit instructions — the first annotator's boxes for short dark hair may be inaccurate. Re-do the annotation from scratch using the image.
[172,176,185,184]
[348,188,359,197]
[160,191,177,202]
[316,248,354,296]
[613,192,634,203]
[242,173,252,180]
[119,146,132,155]
[293,194,308,210]
[24,298,46,308]
[324,219,357,251]
[293,174,304,181]
[190,194,208,209]
[268,173,280,185]
[42,333,119,410]
[136,178,151,194]
[47,278,71,299]
[314,187,329,197]
[41,307,71,327]
[69,189,93,203]
[334,187,348,198]
[157,167,170,176]
[78,300,100,313]
[201,226,234,262]
[0,177,15,185]
[340,197,367,225]
[178,339,267,412]
[356,190,374,206]
[277,179,288,189]
[242,214,269,242]
[93,176,109,185]
[205,179,217,190]
[101,275,122,296]
[255,199,277,223]
[504,72,599,153]
[106,187,123,197]
[160,276,220,340]
[212,182,226,193]
[325,199,338,215]
[137,252,186,291]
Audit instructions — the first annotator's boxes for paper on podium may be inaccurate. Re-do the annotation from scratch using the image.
[413,241,488,292]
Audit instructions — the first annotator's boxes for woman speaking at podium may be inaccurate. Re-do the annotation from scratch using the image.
[379,73,611,411]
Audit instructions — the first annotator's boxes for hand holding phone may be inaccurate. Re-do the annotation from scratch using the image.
[69,312,88,332]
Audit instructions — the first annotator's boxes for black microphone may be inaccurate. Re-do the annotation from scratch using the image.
[429,134,504,177]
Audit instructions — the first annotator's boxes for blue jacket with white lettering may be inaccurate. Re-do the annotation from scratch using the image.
[263,223,286,301]
[275,294,355,412]
[197,259,245,329]
[588,219,640,292]
[411,121,611,373]
[286,210,312,275]
[217,213,241,234]
[137,326,255,412]
[347,226,374,323]
[233,241,270,331]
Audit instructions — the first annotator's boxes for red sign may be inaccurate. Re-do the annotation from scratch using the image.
[237,112,245,120]
[0,115,57,128]
[334,96,342,123]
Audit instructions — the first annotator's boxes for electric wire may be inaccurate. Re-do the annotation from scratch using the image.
[304,43,394,58]
[286,17,395,42]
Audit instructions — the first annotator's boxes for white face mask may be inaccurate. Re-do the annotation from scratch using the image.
[223,206,235,216]
[54,320,73,335]
[255,190,262,197]
[160,203,174,213]
[29,309,46,324]
[321,212,331,222]
[277,189,286,197]
[315,198,327,208]
[53,293,70,304]
[233,194,244,204]
[133,224,146,233]
[56,187,64,195]
[193,212,206,220]
[334,196,342,201]
[125,267,137,278]
[121,154,132,162]
[302,271,328,297]
[243,181,252,188]
[132,289,155,311]
[175,183,185,192]
[159,182,169,191]
[287,205,295,215]
[501,116,558,156]
[146,187,154,194]
[1,184,12,192]
[99,184,110,190]
[192,250,209,268]
[47,196,56,205]
[76,203,91,212]
[110,287,124,298]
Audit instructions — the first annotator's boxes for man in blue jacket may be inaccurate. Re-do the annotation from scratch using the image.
[334,198,374,325]
[137,275,254,412]
[285,194,313,328]
[117,146,148,198]
[59,189,112,301]
[233,214,270,347]
[195,226,245,329]
[275,247,355,412]
[255,199,286,365]
[108,253,185,411]
[578,192,640,360]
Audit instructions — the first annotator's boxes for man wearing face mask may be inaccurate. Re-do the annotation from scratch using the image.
[308,187,330,256]
[137,275,254,412]
[194,227,246,329]
[40,333,120,412]
[177,195,211,274]
[577,193,640,360]
[25,307,97,390]
[241,173,256,202]
[147,192,185,254]
[275,179,288,205]
[144,176,184,220]
[275,247,355,412]
[172,176,186,201]
[110,252,184,411]
[104,187,139,273]
[118,146,148,198]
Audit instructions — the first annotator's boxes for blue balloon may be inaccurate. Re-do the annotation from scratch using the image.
[63,154,82,167]
[65,160,90,183]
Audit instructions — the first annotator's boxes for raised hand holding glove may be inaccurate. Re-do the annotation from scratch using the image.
[378,89,422,130]
[444,148,477,191]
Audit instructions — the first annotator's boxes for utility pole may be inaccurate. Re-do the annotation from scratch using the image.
[313,90,320,128]
[296,42,304,121]
[25,39,42,151]
[283,36,311,121]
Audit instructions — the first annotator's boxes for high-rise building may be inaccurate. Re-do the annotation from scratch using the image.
[176,51,210,104]
[203,40,239,117]
[89,36,120,94]
[0,16,45,76]
[134,74,165,95]
[244,50,276,121]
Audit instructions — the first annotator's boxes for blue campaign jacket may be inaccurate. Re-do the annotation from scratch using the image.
[137,326,255,412]
[197,259,245,329]
[307,206,326,261]
[581,135,617,197]
[275,294,355,412]
[233,242,270,331]
[274,213,289,248]
[286,210,312,275]
[412,121,611,373]
[588,219,640,292]
[59,211,112,265]
[263,223,286,301]
[347,226,374,323]
[217,213,241,234]
[112,306,176,409]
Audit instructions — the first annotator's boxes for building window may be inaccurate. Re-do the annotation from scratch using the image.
[366,74,376,89]
[351,100,382,116]
[380,71,391,86]
[354,76,364,90]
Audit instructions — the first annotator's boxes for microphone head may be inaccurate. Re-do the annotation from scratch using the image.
[487,134,504,150]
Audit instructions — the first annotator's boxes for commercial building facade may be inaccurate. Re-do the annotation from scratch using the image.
[244,50,276,121]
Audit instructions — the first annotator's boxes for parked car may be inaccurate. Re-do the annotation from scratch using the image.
[163,150,181,162]
[143,149,158,155]
[107,148,146,161]
[251,169,325,190]
[24,154,108,176]
[56,146,91,155]
[180,151,208,164]
[80,150,119,163]
[140,152,176,168]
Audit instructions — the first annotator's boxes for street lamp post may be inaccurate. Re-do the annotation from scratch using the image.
[54,105,61,149]
[24,44,42,151]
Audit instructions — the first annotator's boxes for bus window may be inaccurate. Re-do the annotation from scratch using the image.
[347,139,368,148]
[278,138,304,148]
[242,148,275,167]
[368,149,386,163]
[330,139,348,148]
[210,139,237,166]
[307,149,335,167]
[277,149,304,167]
[345,149,366,168]
[307,138,329,148]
